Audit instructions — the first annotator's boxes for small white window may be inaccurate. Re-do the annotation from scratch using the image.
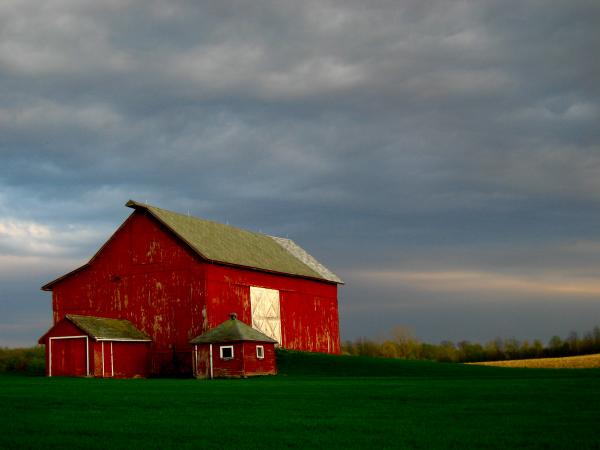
[256,345,264,359]
[220,345,234,360]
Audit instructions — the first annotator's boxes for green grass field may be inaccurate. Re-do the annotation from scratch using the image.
[1,351,599,449]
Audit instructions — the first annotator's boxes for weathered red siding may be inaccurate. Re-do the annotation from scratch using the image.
[111,342,150,378]
[214,342,245,378]
[48,209,340,376]
[50,339,87,377]
[90,341,149,378]
[193,341,276,378]
[51,210,206,375]
[204,264,339,353]
[192,342,244,378]
[40,319,150,378]
[41,319,90,377]
[241,342,277,375]
[194,345,211,378]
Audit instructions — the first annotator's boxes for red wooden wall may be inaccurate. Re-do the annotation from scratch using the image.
[241,342,277,375]
[48,209,340,376]
[40,319,150,378]
[204,264,340,353]
[40,319,90,377]
[51,211,206,375]
[90,341,149,378]
[112,342,150,378]
[193,342,276,378]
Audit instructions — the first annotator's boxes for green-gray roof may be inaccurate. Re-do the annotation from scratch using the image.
[126,200,343,283]
[190,316,277,344]
[66,314,152,341]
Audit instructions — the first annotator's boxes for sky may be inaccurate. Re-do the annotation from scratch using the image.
[1,0,600,347]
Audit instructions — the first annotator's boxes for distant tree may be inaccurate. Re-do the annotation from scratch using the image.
[341,340,356,356]
[519,340,532,359]
[380,341,399,359]
[352,337,381,357]
[504,338,521,359]
[548,335,565,356]
[420,343,440,361]
[593,326,600,347]
[389,326,420,359]
[457,341,484,362]
[0,346,45,375]
[567,331,580,355]
[484,339,504,361]
[532,340,544,358]
[437,341,458,363]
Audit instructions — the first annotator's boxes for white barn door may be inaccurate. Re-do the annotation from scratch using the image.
[250,286,281,344]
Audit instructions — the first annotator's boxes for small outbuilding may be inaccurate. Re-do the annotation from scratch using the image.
[190,313,277,379]
[39,314,152,378]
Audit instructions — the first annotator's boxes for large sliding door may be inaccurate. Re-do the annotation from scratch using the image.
[250,286,281,344]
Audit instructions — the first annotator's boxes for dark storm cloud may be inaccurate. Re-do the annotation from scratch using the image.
[1,0,599,345]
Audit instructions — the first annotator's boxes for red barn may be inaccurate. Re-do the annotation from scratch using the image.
[190,313,277,378]
[41,200,342,377]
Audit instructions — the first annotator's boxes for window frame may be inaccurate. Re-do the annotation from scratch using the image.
[220,345,234,360]
[256,345,265,360]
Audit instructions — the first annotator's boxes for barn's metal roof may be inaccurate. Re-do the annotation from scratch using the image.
[126,200,343,284]
[66,314,152,341]
[190,315,277,344]
[269,236,343,283]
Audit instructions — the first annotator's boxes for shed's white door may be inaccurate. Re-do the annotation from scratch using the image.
[250,286,281,344]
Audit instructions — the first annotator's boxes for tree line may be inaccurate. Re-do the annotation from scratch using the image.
[341,325,600,363]
[0,346,45,375]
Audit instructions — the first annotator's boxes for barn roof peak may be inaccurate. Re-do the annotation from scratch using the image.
[126,199,343,284]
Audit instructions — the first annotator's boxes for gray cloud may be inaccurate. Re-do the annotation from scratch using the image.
[1,0,600,346]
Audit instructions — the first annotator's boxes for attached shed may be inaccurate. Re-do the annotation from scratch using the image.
[39,314,152,378]
[190,313,277,379]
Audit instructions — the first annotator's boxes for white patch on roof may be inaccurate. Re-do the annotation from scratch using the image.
[269,236,343,284]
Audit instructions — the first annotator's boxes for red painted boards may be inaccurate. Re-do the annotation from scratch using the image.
[45,208,340,377]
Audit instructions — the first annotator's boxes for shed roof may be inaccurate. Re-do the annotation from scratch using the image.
[65,315,152,341]
[126,200,343,284]
[190,315,277,344]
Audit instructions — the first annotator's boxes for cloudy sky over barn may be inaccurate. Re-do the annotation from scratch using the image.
[1,0,599,346]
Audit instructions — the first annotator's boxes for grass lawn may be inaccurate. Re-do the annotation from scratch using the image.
[1,351,599,449]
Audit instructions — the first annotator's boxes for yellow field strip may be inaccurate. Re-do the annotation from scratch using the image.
[467,353,600,369]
